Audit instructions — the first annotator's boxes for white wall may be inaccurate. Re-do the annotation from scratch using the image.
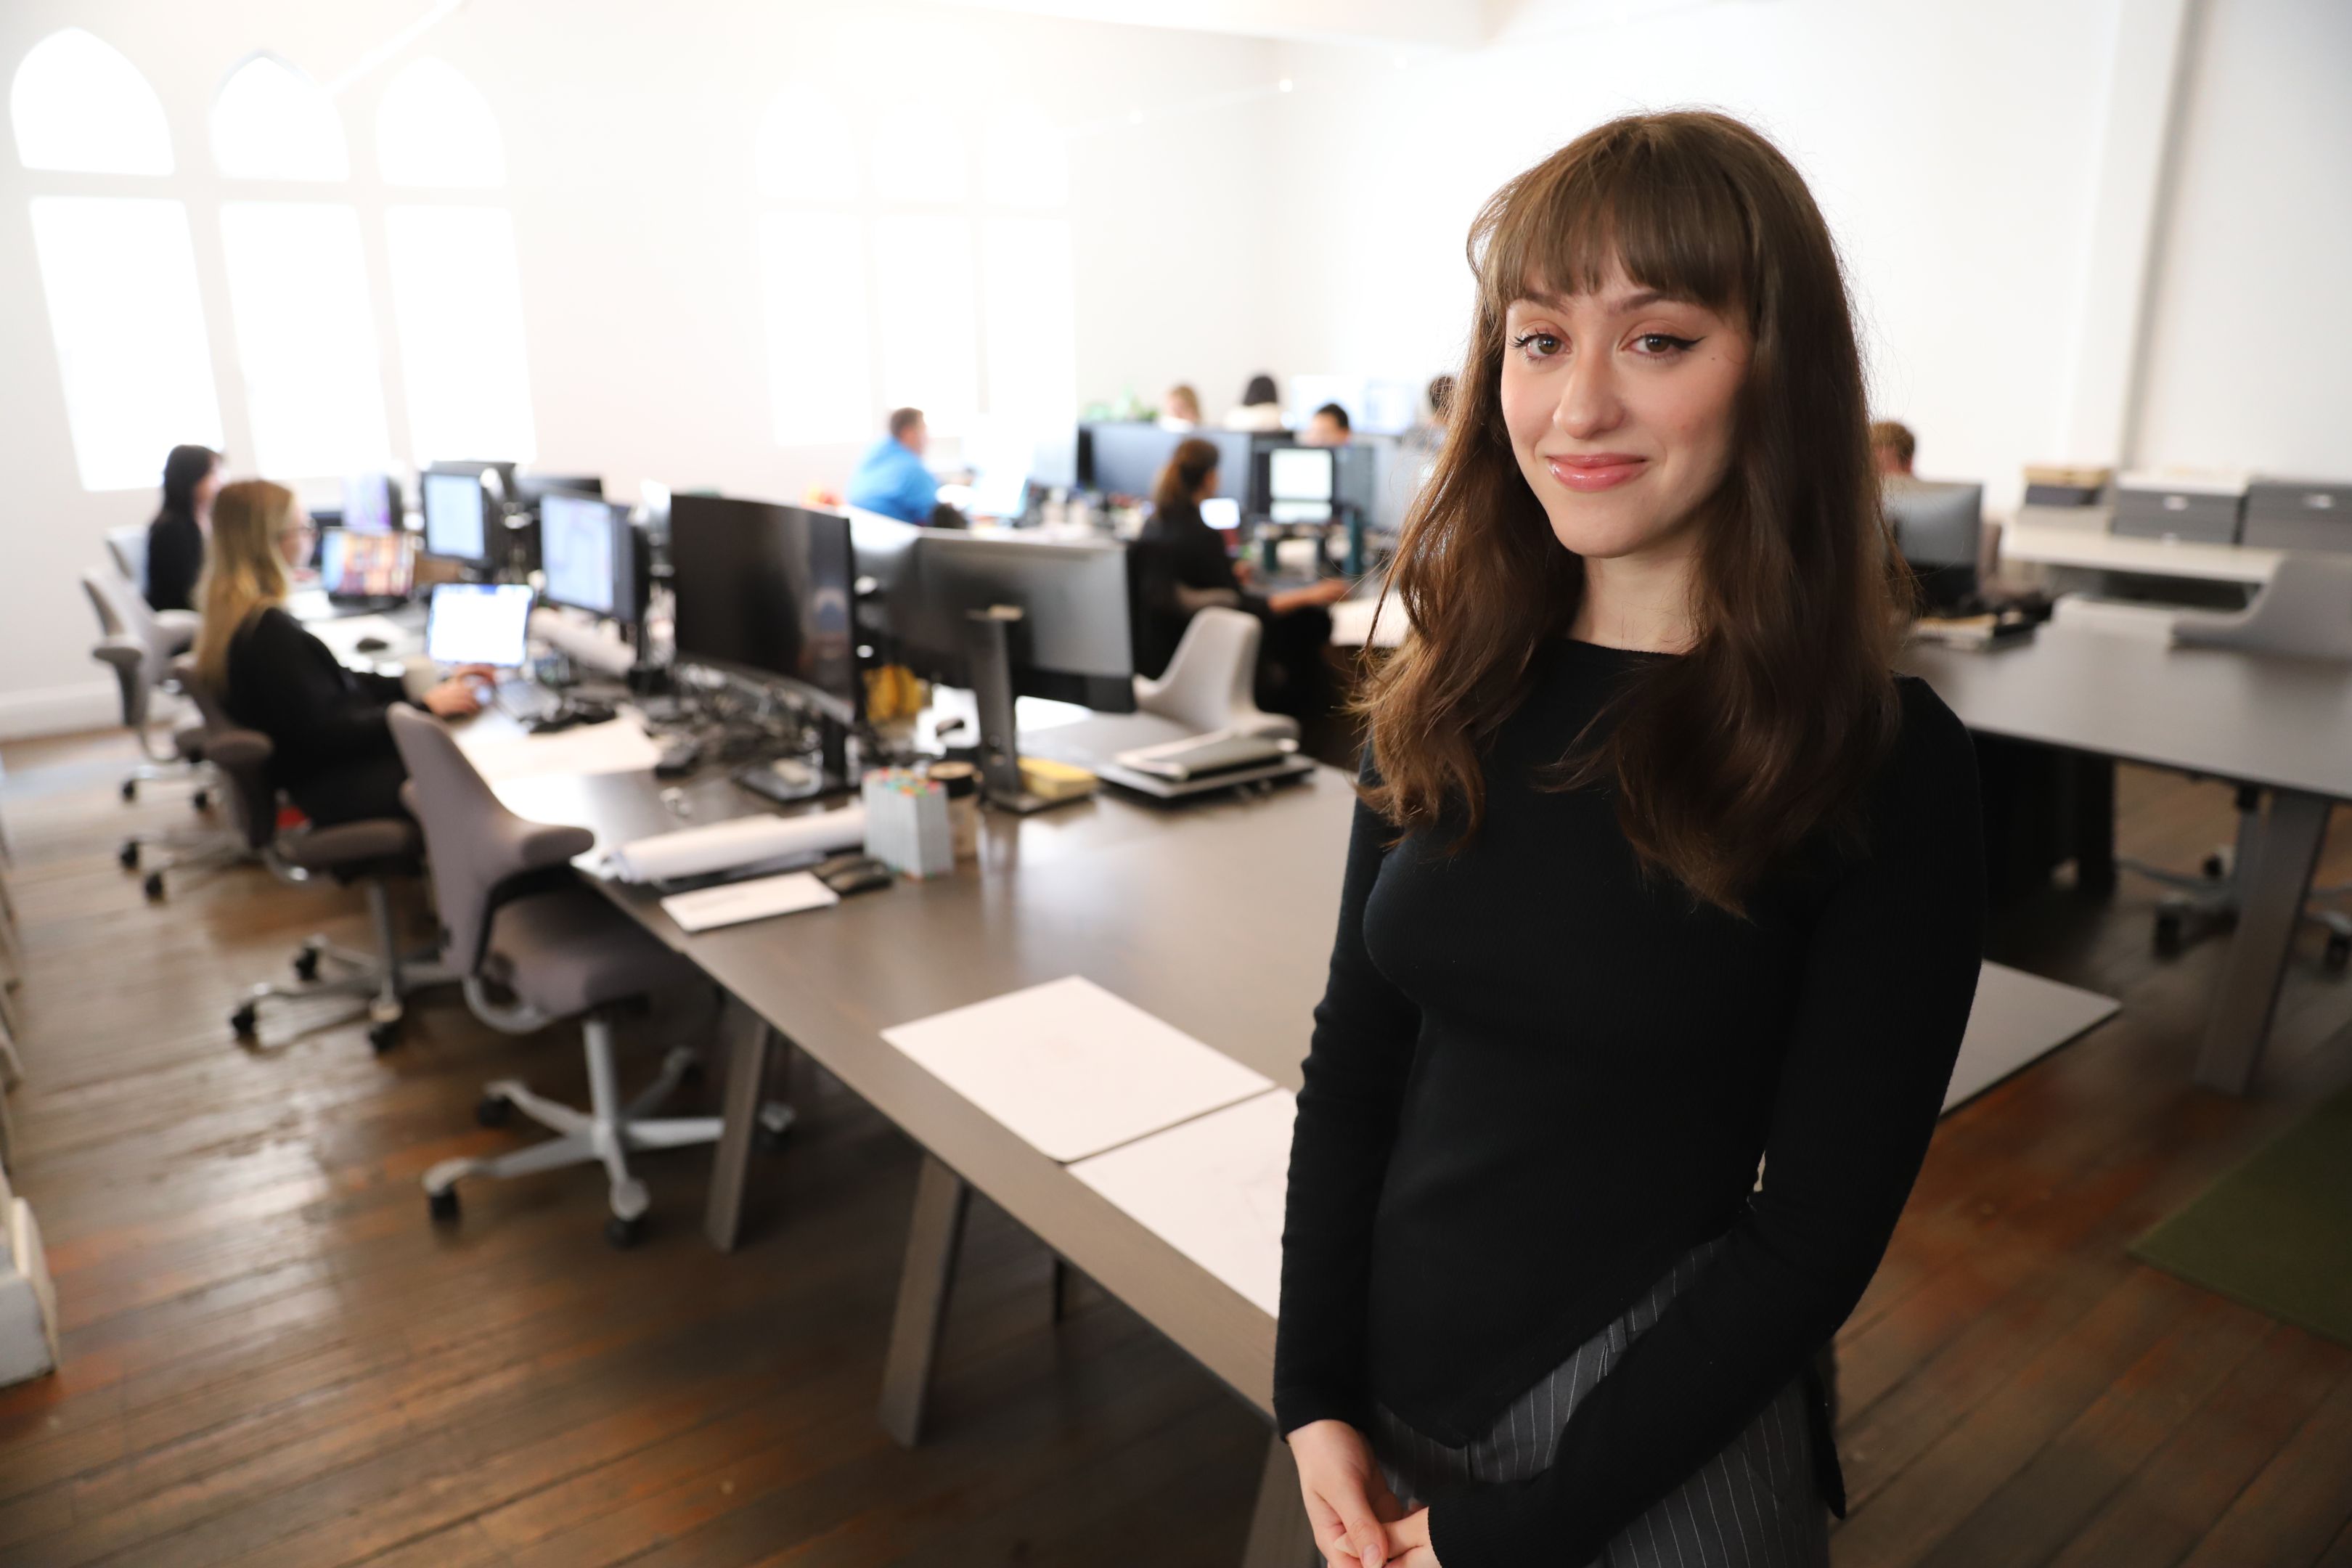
[0,0,1283,735]
[2134,0,2352,475]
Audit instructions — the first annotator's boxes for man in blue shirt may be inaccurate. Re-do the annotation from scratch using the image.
[846,407,939,524]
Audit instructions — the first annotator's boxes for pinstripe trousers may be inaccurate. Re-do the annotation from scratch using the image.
[1370,1236,1831,1567]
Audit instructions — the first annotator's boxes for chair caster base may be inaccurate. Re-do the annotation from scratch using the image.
[605,1214,644,1249]
[142,870,165,902]
[754,1102,796,1153]
[293,944,322,982]
[475,1093,512,1128]
[118,839,139,870]
[230,1004,257,1040]
[428,1187,460,1223]
[368,1020,400,1053]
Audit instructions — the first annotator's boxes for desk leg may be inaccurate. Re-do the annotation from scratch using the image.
[2073,755,2117,896]
[2198,788,2331,1095]
[1241,1432,1317,1568]
[703,1003,777,1251]
[879,1153,971,1447]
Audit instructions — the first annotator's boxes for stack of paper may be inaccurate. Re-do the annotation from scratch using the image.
[659,871,839,933]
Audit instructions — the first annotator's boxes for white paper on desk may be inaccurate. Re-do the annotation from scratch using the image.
[607,804,867,883]
[660,871,839,932]
[880,976,1275,1164]
[459,715,665,784]
[1072,1088,1294,1317]
[312,613,411,652]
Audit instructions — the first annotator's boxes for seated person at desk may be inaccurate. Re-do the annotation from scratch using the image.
[194,480,486,827]
[1404,374,1455,454]
[1871,419,1916,478]
[1157,383,1203,432]
[145,443,222,613]
[1302,401,1353,448]
[1129,438,1348,716]
[846,407,939,524]
[1224,373,1288,432]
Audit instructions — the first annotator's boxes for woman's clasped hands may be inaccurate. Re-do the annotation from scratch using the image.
[1289,1418,1442,1568]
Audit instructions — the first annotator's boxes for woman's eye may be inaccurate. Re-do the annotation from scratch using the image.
[1633,332,1699,356]
[1511,332,1562,359]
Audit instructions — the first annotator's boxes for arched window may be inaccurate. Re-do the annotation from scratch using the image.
[13,30,221,491]
[211,54,388,478]
[376,57,534,464]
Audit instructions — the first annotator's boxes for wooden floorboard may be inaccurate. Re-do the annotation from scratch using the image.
[3,731,2351,1566]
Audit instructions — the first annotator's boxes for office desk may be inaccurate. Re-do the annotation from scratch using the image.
[1901,624,2352,1093]
[491,754,1354,1564]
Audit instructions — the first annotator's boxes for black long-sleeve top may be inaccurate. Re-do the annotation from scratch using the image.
[1274,636,1983,1566]
[222,607,410,788]
[144,510,204,613]
[1127,500,1265,678]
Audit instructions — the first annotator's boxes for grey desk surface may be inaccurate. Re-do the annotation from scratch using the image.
[491,748,1357,1418]
[1899,624,2352,802]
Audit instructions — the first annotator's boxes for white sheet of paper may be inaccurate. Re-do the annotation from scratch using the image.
[1072,1088,1295,1317]
[659,871,839,933]
[1944,961,2118,1111]
[459,714,666,785]
[880,976,1275,1164]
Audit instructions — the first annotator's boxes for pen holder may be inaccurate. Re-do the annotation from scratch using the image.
[861,769,955,879]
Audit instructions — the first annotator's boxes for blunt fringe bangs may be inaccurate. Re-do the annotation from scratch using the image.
[1357,110,1912,916]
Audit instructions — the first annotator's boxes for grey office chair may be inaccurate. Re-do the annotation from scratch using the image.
[2133,555,2352,965]
[178,661,451,1052]
[104,526,150,606]
[1133,606,1300,742]
[388,706,786,1245]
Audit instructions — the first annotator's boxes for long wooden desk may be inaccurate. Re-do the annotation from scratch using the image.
[1901,623,2352,1094]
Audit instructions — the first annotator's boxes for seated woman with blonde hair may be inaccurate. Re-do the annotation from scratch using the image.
[193,479,485,826]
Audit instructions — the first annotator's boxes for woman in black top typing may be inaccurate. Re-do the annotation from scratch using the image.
[1130,438,1349,714]
[144,444,221,613]
[1277,113,1983,1568]
[192,480,483,827]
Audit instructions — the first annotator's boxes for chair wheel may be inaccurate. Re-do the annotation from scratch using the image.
[142,871,165,902]
[475,1093,513,1128]
[293,947,321,982]
[2202,852,2226,880]
[428,1188,460,1223]
[368,1019,400,1053]
[118,839,139,870]
[192,788,212,812]
[754,1120,791,1154]
[2327,934,2351,973]
[605,1214,644,1249]
[230,1005,258,1040]
[679,1058,706,1088]
[121,778,137,803]
[2154,910,2184,957]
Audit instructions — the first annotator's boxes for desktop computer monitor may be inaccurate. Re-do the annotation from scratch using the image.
[425,582,535,669]
[1082,423,1251,504]
[669,495,860,725]
[539,491,643,624]
[340,473,401,535]
[515,473,604,505]
[888,534,1135,713]
[420,470,491,563]
[1265,445,1336,523]
[317,527,415,600]
[431,460,518,505]
[1884,478,1984,611]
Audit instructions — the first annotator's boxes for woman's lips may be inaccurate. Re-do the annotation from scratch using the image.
[1545,454,1649,492]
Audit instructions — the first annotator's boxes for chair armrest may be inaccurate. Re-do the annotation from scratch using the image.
[90,637,144,724]
[203,727,274,772]
[512,820,597,870]
[90,637,142,675]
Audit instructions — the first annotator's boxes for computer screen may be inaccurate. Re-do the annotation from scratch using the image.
[1884,478,1984,612]
[1081,423,1249,503]
[886,534,1135,713]
[1267,446,1336,523]
[669,495,859,724]
[425,583,534,668]
[421,471,489,561]
[320,529,414,600]
[515,473,604,504]
[1200,497,1241,534]
[539,491,638,621]
[340,473,399,535]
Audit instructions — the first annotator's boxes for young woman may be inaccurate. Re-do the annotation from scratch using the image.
[194,480,483,827]
[1276,113,1983,1568]
[1129,437,1348,709]
[144,444,222,612]
[1225,372,1288,432]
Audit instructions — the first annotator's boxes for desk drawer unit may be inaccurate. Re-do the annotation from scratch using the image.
[2113,480,2247,545]
[2242,480,2352,554]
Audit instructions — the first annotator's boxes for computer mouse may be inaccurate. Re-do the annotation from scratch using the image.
[354,636,391,653]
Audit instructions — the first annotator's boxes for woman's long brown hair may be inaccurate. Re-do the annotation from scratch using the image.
[1360,111,1911,916]
[1152,437,1222,515]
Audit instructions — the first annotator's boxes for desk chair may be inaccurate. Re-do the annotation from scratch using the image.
[179,663,450,1051]
[1133,606,1300,742]
[389,706,781,1246]
[103,526,152,605]
[2134,557,2352,965]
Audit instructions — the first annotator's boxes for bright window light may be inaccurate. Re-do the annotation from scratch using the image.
[385,205,536,463]
[759,210,872,445]
[28,197,222,490]
[756,87,857,203]
[872,214,978,435]
[982,218,1076,428]
[376,57,505,187]
[212,54,348,181]
[867,102,966,205]
[219,203,390,476]
[9,28,173,175]
[981,104,1068,211]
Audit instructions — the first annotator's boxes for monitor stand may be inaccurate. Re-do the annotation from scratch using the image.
[964,606,1058,814]
[730,711,852,804]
